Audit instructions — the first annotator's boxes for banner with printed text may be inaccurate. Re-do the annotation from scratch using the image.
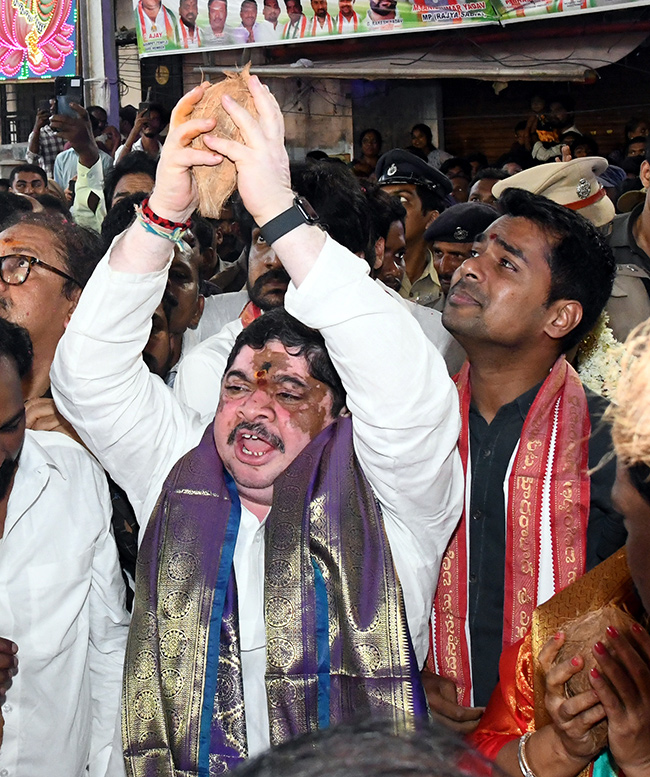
[135,0,650,56]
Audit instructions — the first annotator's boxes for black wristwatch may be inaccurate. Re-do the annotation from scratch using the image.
[259,195,320,245]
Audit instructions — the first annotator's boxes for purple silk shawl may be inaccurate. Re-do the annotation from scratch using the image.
[123,416,427,777]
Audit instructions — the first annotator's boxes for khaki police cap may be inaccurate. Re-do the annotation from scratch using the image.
[491,157,615,228]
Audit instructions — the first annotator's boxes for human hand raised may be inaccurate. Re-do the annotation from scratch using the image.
[147,83,222,225]
[50,104,99,168]
[133,109,150,136]
[202,74,294,228]
[34,108,50,130]
[540,632,607,763]
[589,622,650,777]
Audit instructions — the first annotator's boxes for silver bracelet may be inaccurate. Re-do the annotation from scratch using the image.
[517,731,537,777]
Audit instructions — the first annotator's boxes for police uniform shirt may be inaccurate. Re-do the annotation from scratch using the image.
[399,249,442,308]
[606,203,650,342]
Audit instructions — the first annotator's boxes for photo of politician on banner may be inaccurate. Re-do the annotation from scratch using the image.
[133,0,649,56]
[134,0,495,54]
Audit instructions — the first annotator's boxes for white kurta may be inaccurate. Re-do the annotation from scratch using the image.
[51,233,463,756]
[0,430,129,777]
[174,285,465,423]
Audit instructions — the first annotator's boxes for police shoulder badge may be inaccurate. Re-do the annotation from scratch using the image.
[576,177,591,199]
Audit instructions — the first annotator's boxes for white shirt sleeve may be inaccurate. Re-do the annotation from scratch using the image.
[50,240,206,528]
[53,151,66,189]
[25,130,45,170]
[532,140,563,161]
[284,235,464,665]
[114,143,127,163]
[84,458,130,777]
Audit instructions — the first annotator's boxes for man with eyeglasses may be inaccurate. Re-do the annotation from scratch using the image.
[0,213,102,407]
[0,213,144,604]
[9,164,47,197]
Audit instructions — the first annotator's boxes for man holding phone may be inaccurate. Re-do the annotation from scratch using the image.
[52,110,114,191]
[26,98,64,179]
[50,104,111,230]
[115,103,169,163]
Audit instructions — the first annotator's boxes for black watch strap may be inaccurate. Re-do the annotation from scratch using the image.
[259,195,320,244]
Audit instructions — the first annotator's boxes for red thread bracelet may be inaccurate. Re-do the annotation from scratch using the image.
[141,197,192,230]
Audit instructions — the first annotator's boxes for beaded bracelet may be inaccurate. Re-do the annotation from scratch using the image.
[134,197,192,247]
[517,732,537,777]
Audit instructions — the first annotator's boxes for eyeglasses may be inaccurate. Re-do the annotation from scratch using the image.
[0,254,80,287]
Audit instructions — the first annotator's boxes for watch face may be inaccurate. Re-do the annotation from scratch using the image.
[294,196,319,223]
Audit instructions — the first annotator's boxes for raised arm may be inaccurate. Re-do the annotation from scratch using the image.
[114,109,148,163]
[209,78,463,663]
[49,104,106,230]
[50,85,224,523]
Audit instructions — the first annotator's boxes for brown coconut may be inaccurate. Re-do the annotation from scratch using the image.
[189,63,258,218]
[553,605,638,752]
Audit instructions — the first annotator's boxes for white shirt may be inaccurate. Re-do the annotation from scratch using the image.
[194,288,249,343]
[71,156,107,233]
[308,13,334,34]
[334,11,360,31]
[0,430,129,777]
[230,22,267,43]
[177,18,202,47]
[53,147,113,190]
[256,19,283,40]
[201,26,238,46]
[51,233,463,755]
[114,137,162,165]
[175,285,465,424]
[282,15,308,37]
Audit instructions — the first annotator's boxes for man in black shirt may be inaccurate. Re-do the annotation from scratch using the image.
[424,188,625,731]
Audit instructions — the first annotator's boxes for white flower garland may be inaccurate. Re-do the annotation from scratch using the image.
[575,312,623,399]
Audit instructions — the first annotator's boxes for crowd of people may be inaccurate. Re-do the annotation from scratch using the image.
[1,76,650,777]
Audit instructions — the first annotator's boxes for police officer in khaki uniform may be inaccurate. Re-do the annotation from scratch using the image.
[491,157,648,342]
[423,202,498,312]
[376,149,452,309]
[606,154,650,343]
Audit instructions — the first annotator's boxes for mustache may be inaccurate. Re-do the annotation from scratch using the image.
[249,268,290,294]
[227,421,285,453]
[448,278,484,305]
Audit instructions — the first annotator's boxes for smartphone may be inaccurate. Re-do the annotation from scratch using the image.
[55,76,84,117]
[68,179,76,197]
[37,98,51,112]
[138,101,150,118]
